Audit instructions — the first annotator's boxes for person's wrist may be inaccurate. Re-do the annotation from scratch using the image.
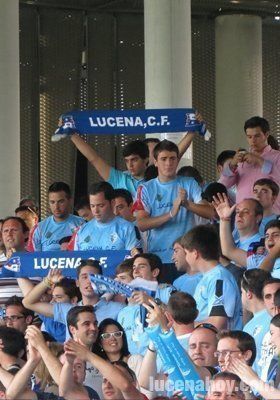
[220,217,231,222]
[43,276,52,288]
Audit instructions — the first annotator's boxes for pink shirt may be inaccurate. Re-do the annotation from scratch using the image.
[220,145,280,213]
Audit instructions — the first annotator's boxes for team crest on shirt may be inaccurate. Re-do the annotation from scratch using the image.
[156,194,163,202]
[110,233,118,243]
[84,235,91,243]
[45,231,53,239]
[253,326,262,337]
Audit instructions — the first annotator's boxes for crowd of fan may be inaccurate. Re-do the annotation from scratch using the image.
[0,115,280,399]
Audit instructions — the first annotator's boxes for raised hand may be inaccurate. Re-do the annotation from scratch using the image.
[47,268,63,285]
[212,192,236,220]
[143,298,169,331]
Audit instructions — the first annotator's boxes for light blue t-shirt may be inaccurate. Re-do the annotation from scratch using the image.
[194,264,242,329]
[173,273,202,296]
[259,214,278,236]
[29,214,84,251]
[243,309,271,376]
[117,285,173,355]
[54,298,125,340]
[136,176,202,262]
[235,232,262,252]
[73,216,141,251]
[108,168,145,197]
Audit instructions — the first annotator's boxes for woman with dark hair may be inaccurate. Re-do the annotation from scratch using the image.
[95,318,143,378]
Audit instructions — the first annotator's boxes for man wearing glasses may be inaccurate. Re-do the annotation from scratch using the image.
[4,295,34,334]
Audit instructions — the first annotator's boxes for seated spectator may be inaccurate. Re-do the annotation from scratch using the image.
[70,182,141,253]
[0,326,26,373]
[205,372,245,400]
[28,182,84,252]
[252,178,279,235]
[74,195,93,221]
[1,216,29,260]
[4,295,34,334]
[117,253,174,355]
[219,116,280,213]
[172,236,202,296]
[113,188,135,223]
[188,324,218,369]
[241,269,272,375]
[15,205,38,231]
[181,225,242,330]
[19,196,39,215]
[213,193,263,267]
[115,259,134,284]
[177,165,204,188]
[94,318,143,378]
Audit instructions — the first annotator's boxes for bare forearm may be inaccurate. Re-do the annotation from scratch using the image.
[178,132,195,159]
[38,344,62,385]
[185,202,215,219]
[137,212,171,231]
[6,360,37,400]
[0,366,13,389]
[17,278,34,297]
[59,362,79,397]
[138,348,157,389]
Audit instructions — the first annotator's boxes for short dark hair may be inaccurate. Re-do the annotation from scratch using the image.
[76,259,102,278]
[2,216,29,234]
[89,181,115,201]
[271,313,280,328]
[181,225,220,261]
[241,269,271,300]
[153,140,179,160]
[244,116,270,134]
[173,236,183,247]
[268,135,279,150]
[167,292,198,324]
[143,138,160,145]
[217,330,256,366]
[201,182,228,203]
[216,150,236,167]
[274,288,280,308]
[0,326,26,357]
[265,219,280,233]
[113,189,133,206]
[67,305,95,332]
[122,140,149,160]
[115,259,134,276]
[144,165,158,181]
[177,166,203,185]
[15,205,38,216]
[210,372,242,393]
[95,318,129,360]
[133,253,162,273]
[74,196,90,212]
[5,296,34,318]
[253,178,279,197]
[54,278,81,300]
[48,182,71,198]
[262,278,280,298]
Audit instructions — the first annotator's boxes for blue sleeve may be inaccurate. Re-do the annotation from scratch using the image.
[30,225,42,251]
[108,167,127,189]
[124,224,142,250]
[53,303,73,325]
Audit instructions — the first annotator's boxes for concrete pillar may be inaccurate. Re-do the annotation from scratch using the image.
[0,0,20,216]
[144,0,193,164]
[215,15,263,155]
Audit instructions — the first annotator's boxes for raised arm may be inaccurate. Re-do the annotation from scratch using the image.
[213,193,246,267]
[71,134,111,181]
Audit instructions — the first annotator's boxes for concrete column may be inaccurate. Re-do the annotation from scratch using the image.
[144,0,193,164]
[0,0,20,216]
[216,15,263,155]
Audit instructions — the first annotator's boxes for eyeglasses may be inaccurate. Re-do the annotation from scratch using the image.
[194,323,218,334]
[3,315,25,323]
[214,350,241,358]
[100,331,123,340]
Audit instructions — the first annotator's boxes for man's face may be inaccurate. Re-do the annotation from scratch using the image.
[59,354,86,384]
[216,338,245,371]
[76,265,100,299]
[184,248,198,272]
[172,243,188,271]
[263,282,280,316]
[52,286,71,303]
[206,377,244,400]
[245,126,268,153]
[124,154,147,178]
[115,272,133,284]
[154,150,179,179]
[132,257,158,281]
[188,328,217,367]
[264,227,280,253]
[77,206,93,222]
[113,197,133,221]
[5,305,31,333]
[70,311,98,347]
[89,192,113,223]
[49,191,71,220]
[102,365,133,400]
[253,184,276,210]
[235,200,259,232]
[2,219,26,251]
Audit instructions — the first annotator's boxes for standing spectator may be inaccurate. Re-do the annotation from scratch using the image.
[4,296,34,334]
[28,182,84,252]
[220,116,280,213]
